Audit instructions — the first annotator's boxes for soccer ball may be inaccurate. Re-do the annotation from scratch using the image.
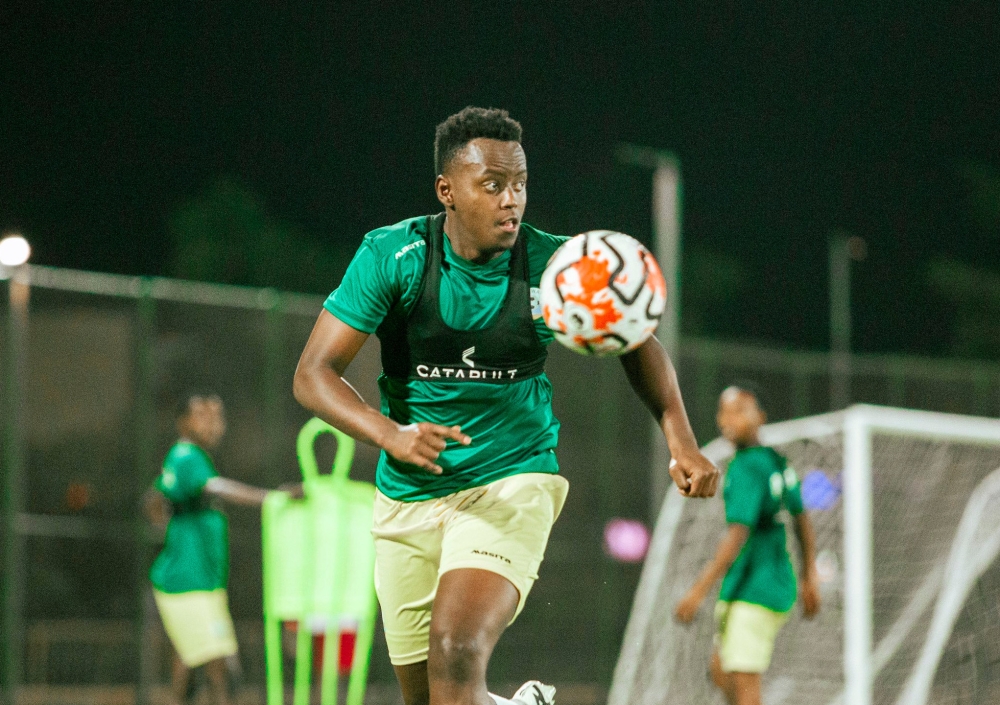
[540,230,667,356]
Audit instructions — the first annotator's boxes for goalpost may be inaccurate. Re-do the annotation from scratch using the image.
[609,405,1000,705]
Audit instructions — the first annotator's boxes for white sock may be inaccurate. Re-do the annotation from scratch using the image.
[490,694,515,705]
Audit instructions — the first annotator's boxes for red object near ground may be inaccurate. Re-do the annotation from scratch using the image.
[283,622,357,675]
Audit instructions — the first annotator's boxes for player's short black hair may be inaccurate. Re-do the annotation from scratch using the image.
[722,380,767,411]
[434,106,523,175]
[175,391,222,420]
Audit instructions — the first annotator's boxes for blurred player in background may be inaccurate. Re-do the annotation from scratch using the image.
[675,385,821,705]
[144,393,286,705]
[294,106,718,705]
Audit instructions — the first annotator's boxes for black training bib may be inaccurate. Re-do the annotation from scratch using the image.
[378,213,547,384]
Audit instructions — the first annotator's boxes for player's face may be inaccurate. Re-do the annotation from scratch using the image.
[181,396,227,449]
[716,390,765,447]
[436,138,527,261]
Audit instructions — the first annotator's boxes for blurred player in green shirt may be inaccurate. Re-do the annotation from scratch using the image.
[145,393,280,705]
[294,107,719,705]
[675,385,821,705]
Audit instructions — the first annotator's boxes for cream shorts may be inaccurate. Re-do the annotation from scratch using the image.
[714,600,790,674]
[372,472,569,666]
[153,588,239,667]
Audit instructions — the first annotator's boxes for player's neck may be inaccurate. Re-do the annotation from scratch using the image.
[443,214,506,264]
[735,435,762,450]
[178,434,209,450]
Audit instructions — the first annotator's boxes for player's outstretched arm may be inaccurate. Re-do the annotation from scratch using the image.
[204,477,272,507]
[675,523,749,622]
[619,336,719,497]
[293,310,470,474]
[794,512,821,618]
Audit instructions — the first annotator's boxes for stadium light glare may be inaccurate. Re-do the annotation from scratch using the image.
[0,235,31,267]
[603,518,651,563]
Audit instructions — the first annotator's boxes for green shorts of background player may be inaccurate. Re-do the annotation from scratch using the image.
[145,393,298,705]
[675,385,821,705]
[293,106,720,705]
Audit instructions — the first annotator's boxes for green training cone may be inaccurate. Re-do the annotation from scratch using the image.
[263,418,378,705]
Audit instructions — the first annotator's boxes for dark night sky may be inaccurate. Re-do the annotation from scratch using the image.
[3,2,999,355]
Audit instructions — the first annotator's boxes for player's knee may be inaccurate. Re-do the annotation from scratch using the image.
[428,628,489,684]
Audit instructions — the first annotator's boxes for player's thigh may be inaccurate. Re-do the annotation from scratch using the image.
[714,600,789,675]
[430,568,519,643]
[372,492,444,667]
[439,473,568,620]
[153,589,238,668]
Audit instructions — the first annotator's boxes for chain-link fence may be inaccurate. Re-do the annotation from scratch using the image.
[1,266,998,705]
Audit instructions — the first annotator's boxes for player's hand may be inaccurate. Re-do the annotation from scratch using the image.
[800,576,821,619]
[669,450,720,498]
[278,482,305,500]
[383,423,471,475]
[674,586,705,623]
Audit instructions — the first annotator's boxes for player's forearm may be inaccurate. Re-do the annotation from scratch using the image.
[204,477,270,507]
[794,513,818,580]
[293,360,397,449]
[694,524,749,592]
[619,336,699,454]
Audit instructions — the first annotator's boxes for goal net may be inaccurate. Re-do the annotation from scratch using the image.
[609,405,1000,705]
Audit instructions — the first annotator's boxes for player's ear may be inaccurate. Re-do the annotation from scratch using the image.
[759,409,768,425]
[435,175,456,210]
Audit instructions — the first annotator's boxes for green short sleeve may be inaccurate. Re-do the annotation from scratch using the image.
[724,459,765,527]
[324,240,398,334]
[782,466,805,516]
[157,445,216,503]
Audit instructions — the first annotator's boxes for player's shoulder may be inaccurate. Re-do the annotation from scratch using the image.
[521,222,570,257]
[730,445,783,477]
[165,442,210,469]
[358,216,430,263]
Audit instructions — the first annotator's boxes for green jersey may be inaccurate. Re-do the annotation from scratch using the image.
[719,445,804,613]
[325,216,569,502]
[149,442,229,593]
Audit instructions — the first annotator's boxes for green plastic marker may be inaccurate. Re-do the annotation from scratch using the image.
[262,418,378,705]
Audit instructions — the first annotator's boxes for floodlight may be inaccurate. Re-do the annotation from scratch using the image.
[0,235,31,267]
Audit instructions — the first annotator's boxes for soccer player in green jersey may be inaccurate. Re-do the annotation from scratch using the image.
[675,385,821,705]
[146,393,282,705]
[293,106,719,705]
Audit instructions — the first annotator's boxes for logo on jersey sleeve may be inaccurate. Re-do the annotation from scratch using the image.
[769,472,785,500]
[394,240,425,260]
[530,287,542,319]
[462,347,475,367]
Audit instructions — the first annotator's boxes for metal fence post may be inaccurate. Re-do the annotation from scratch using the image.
[693,346,718,441]
[596,361,621,677]
[791,360,811,418]
[134,278,157,705]
[888,364,906,408]
[263,290,284,485]
[1,268,30,705]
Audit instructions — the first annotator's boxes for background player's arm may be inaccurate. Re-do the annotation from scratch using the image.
[203,477,272,507]
[620,336,719,497]
[142,488,171,531]
[293,310,470,475]
[675,523,749,622]
[793,512,821,618]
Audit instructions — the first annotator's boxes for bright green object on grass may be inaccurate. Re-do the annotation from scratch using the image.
[263,418,378,705]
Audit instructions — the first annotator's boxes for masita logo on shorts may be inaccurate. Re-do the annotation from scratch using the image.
[415,365,519,381]
[472,549,512,565]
